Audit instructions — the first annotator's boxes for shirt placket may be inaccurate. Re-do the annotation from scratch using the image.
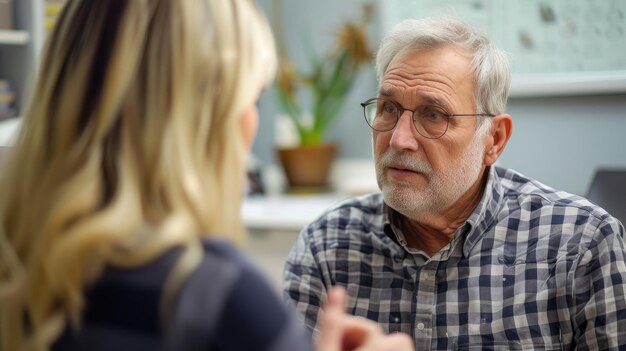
[413,255,438,350]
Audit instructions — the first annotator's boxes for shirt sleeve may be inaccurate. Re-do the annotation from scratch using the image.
[572,218,626,350]
[283,226,328,336]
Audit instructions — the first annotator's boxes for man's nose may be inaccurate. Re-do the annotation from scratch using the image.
[389,111,419,151]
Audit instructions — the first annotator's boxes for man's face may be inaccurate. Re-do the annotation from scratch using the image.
[373,45,488,221]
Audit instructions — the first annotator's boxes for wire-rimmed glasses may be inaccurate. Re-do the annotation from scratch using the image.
[360,98,495,139]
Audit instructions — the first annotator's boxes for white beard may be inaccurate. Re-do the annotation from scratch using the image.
[375,134,486,222]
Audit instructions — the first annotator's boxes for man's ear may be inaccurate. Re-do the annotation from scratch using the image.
[484,114,513,166]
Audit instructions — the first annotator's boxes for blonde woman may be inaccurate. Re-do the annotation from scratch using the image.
[0,0,413,351]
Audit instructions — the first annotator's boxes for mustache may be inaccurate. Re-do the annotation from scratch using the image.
[377,150,432,174]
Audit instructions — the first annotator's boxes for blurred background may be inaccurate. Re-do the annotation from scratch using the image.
[253,0,626,197]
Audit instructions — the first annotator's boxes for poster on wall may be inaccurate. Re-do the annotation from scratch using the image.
[377,0,626,96]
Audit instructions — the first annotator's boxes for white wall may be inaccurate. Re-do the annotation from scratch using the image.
[500,95,626,195]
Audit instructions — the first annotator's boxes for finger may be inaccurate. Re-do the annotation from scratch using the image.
[316,286,349,351]
[325,285,347,313]
[338,317,381,350]
[353,333,415,351]
[381,333,414,351]
[317,286,383,351]
[324,286,378,350]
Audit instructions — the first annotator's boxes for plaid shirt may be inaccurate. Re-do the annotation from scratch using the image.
[284,166,626,350]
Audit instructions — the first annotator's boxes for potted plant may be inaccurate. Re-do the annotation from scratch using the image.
[274,5,373,191]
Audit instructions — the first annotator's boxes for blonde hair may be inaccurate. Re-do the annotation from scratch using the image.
[0,0,276,350]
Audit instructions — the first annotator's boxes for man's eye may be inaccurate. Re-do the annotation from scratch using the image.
[422,108,445,122]
[382,102,397,114]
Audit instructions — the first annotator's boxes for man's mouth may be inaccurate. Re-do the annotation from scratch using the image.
[389,164,416,172]
[387,165,420,178]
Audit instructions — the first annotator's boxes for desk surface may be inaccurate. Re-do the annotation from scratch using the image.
[242,194,348,232]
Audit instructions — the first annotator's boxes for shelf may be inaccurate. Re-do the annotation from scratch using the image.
[509,71,626,98]
[243,194,346,231]
[0,30,30,45]
[0,117,21,146]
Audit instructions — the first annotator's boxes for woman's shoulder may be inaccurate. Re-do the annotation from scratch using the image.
[168,239,313,351]
[54,239,311,351]
[189,239,261,296]
[199,239,248,267]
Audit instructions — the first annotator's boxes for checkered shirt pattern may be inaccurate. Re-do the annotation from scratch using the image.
[284,166,626,350]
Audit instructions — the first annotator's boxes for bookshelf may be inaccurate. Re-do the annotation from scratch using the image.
[0,29,30,45]
[0,116,21,146]
[0,0,44,122]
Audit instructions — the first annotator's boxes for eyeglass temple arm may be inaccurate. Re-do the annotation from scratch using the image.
[448,113,495,117]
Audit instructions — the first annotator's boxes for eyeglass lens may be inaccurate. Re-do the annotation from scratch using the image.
[364,99,449,139]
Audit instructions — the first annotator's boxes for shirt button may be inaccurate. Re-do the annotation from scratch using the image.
[393,316,400,323]
[417,323,425,330]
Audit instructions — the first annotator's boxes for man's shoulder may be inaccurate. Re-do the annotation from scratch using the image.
[494,166,617,228]
[495,166,562,198]
[301,192,385,237]
[334,192,385,214]
[310,192,384,223]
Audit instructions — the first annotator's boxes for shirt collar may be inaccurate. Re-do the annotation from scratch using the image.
[381,166,506,259]
[462,165,505,257]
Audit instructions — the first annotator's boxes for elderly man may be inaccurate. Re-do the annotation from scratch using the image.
[284,17,626,350]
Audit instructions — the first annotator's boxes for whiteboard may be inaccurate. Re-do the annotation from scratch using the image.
[377,0,626,97]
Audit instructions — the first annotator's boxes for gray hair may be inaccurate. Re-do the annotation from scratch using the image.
[375,17,510,136]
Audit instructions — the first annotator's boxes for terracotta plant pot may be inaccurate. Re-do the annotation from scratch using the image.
[277,143,337,191]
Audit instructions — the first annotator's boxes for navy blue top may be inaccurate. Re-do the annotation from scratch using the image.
[53,240,313,351]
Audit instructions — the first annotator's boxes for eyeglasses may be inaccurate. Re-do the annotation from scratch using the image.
[360,98,495,139]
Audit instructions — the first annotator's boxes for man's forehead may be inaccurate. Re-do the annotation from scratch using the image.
[378,84,449,107]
